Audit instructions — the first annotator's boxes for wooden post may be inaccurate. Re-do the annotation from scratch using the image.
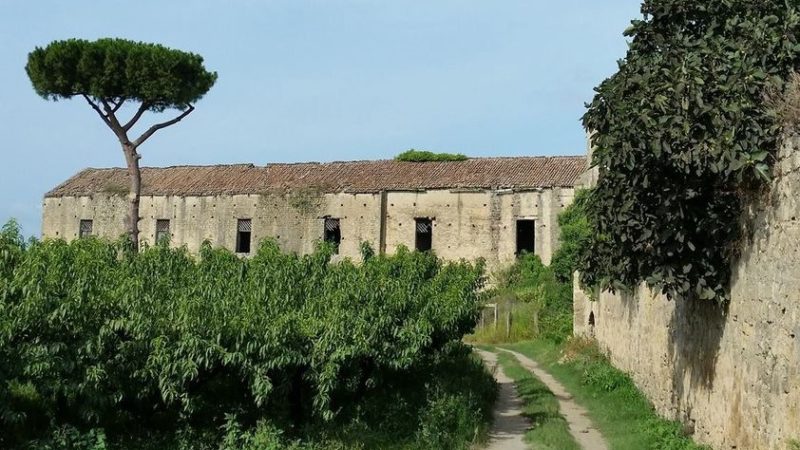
[506,309,512,339]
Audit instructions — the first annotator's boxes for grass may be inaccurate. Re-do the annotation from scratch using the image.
[494,351,580,450]
[466,299,540,344]
[505,338,710,450]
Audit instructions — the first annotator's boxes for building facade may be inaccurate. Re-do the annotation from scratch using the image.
[42,156,587,273]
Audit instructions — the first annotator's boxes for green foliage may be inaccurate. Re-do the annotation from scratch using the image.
[472,254,573,345]
[562,339,706,450]
[581,1,800,301]
[0,224,491,449]
[468,298,541,344]
[24,427,109,450]
[395,149,468,162]
[507,255,573,343]
[26,38,217,111]
[550,190,591,283]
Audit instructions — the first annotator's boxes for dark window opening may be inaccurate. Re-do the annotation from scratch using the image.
[324,218,341,253]
[79,220,93,238]
[155,219,170,244]
[236,219,252,254]
[415,218,433,252]
[516,219,536,255]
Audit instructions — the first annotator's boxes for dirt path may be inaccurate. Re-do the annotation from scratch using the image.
[497,348,609,450]
[476,349,531,450]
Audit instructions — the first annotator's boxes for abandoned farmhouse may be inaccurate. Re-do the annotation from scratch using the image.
[42,156,587,271]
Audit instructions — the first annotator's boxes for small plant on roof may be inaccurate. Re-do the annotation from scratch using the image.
[395,149,468,162]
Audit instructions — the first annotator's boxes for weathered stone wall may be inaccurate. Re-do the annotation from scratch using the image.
[42,187,575,273]
[42,191,383,259]
[383,188,574,268]
[574,138,800,450]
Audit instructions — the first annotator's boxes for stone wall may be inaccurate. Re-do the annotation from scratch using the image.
[42,187,576,274]
[573,138,800,450]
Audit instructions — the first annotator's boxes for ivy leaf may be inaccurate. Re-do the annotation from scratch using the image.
[754,163,771,182]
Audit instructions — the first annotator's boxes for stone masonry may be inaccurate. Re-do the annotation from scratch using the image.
[574,138,800,450]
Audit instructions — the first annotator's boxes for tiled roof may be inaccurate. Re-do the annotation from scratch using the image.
[45,156,587,197]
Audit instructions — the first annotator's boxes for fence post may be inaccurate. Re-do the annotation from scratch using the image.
[506,309,512,339]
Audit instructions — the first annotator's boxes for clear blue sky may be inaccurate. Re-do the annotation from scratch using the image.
[0,0,641,236]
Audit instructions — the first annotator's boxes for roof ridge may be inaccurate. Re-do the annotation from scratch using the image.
[87,155,587,171]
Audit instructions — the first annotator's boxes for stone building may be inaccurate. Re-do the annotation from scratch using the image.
[42,156,586,273]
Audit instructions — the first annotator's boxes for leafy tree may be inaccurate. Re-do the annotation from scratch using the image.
[550,189,591,283]
[395,149,468,162]
[26,38,217,250]
[581,1,800,301]
[0,229,486,448]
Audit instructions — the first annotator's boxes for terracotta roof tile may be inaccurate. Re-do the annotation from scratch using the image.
[45,156,587,197]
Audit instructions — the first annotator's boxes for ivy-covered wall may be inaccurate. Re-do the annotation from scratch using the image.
[574,137,800,450]
[580,0,800,301]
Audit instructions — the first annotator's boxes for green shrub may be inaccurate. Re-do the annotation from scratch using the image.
[639,417,706,450]
[24,427,108,450]
[414,350,495,450]
[395,149,468,162]
[0,223,490,449]
[550,189,591,283]
[219,418,292,450]
[416,394,479,450]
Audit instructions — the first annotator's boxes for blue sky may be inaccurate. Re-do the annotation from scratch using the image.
[0,0,641,236]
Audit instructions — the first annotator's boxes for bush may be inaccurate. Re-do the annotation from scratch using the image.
[550,189,591,283]
[414,350,496,450]
[395,149,468,162]
[0,224,490,449]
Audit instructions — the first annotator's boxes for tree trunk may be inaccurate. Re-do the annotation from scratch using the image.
[123,143,142,251]
[80,96,194,252]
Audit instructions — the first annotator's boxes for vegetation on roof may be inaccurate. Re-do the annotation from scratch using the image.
[395,149,468,162]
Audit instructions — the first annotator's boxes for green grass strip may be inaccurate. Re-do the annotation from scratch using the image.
[494,350,581,450]
[506,340,710,450]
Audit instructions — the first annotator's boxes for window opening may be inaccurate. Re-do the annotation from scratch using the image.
[324,218,341,254]
[79,219,93,238]
[516,219,536,255]
[155,219,170,244]
[415,218,433,252]
[236,219,252,253]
